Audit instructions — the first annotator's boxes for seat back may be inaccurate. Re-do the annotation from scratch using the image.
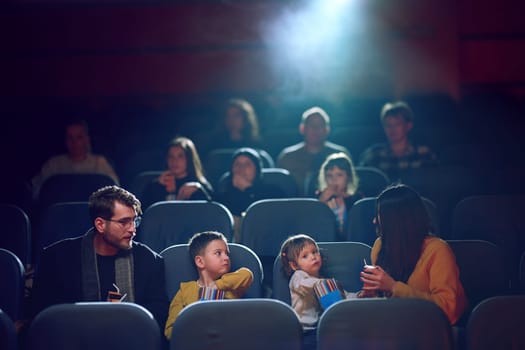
[37,173,117,209]
[28,302,162,350]
[0,248,25,321]
[129,170,162,205]
[451,195,525,291]
[241,198,337,257]
[170,299,302,350]
[318,298,454,350]
[217,168,298,198]
[466,296,525,350]
[204,148,275,188]
[118,148,165,188]
[519,251,525,294]
[240,198,337,287]
[138,200,234,253]
[272,241,371,304]
[262,168,298,197]
[0,309,17,350]
[447,239,509,322]
[346,196,440,246]
[398,165,482,236]
[36,202,91,255]
[354,166,391,197]
[161,243,264,299]
[0,203,31,266]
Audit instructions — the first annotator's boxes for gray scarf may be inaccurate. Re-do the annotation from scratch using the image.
[81,228,135,302]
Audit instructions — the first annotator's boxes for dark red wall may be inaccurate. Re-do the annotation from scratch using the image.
[1,0,524,205]
[2,0,524,97]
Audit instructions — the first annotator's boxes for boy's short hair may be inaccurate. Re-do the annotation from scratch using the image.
[380,101,414,123]
[188,231,228,267]
[301,106,330,126]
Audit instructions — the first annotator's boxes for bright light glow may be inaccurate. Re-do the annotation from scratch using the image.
[261,0,391,101]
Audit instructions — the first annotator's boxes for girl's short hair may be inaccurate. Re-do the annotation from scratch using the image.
[279,234,319,277]
[317,152,359,195]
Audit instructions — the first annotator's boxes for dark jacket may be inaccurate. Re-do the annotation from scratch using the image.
[215,181,285,216]
[31,235,169,332]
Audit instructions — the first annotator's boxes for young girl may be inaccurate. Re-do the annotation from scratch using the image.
[280,234,355,350]
[317,152,362,239]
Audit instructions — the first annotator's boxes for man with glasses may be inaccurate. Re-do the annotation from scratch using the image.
[31,185,168,335]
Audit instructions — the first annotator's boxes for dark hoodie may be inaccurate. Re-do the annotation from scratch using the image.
[215,148,284,216]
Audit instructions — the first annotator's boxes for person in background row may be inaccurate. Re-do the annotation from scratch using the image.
[316,152,363,240]
[30,118,119,199]
[277,106,350,196]
[358,184,466,325]
[359,101,438,180]
[215,147,284,242]
[141,136,213,211]
[31,185,169,341]
[198,98,262,155]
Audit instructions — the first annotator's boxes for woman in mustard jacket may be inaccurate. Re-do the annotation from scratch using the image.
[359,184,467,325]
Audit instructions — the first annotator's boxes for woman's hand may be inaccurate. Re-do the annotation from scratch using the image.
[158,171,176,193]
[176,182,201,200]
[360,265,396,294]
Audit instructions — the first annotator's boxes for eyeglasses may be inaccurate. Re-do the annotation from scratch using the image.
[103,216,142,228]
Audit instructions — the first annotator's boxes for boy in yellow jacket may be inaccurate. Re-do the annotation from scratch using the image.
[164,231,253,339]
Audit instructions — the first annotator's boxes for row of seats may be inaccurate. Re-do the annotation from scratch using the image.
[25,146,525,233]
[22,165,390,262]
[123,150,524,231]
[120,140,525,196]
[2,295,524,350]
[32,165,392,210]
[4,193,525,287]
[24,161,515,248]
[1,235,523,335]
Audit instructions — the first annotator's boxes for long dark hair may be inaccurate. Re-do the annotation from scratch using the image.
[167,136,209,186]
[375,184,432,282]
[225,98,260,142]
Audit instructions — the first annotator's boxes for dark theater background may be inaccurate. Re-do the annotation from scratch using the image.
[1,0,524,212]
[2,2,525,348]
